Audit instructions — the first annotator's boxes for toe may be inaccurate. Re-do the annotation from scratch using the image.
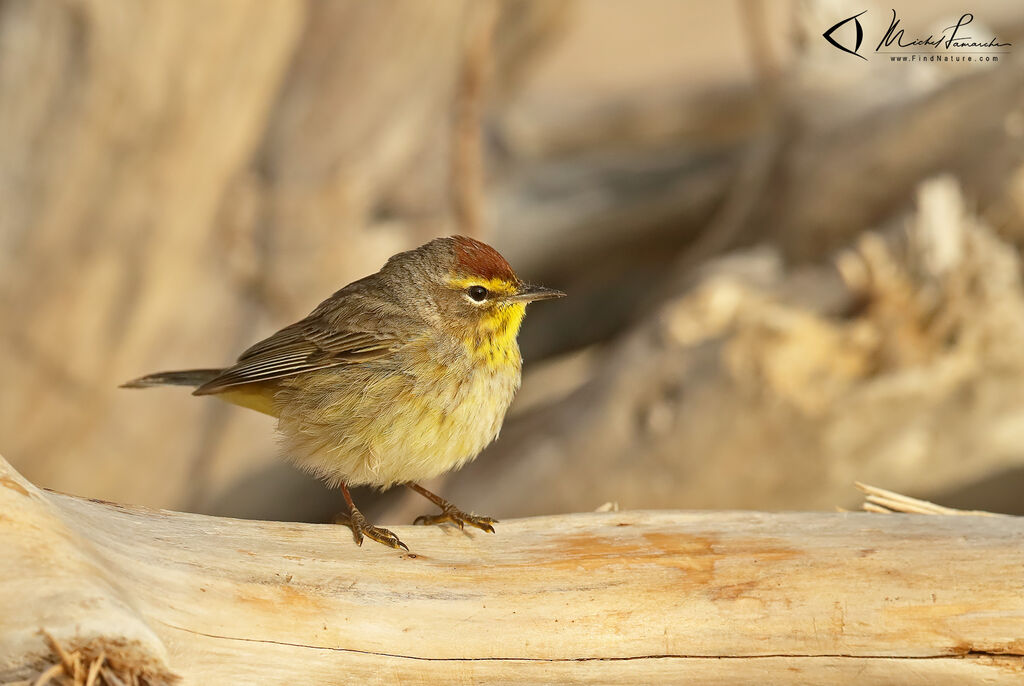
[415,508,498,533]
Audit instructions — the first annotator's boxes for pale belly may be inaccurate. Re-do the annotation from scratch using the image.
[273,354,521,488]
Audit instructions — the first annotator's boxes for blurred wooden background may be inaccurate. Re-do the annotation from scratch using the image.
[2,0,1024,525]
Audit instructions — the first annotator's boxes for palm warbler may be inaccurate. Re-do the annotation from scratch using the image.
[123,236,563,550]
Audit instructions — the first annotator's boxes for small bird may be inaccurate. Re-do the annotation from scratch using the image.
[123,236,563,550]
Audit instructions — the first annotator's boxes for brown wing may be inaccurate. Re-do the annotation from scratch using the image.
[193,285,410,396]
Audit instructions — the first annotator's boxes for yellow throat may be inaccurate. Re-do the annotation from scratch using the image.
[469,301,527,370]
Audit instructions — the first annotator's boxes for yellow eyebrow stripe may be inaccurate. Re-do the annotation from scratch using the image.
[448,276,518,295]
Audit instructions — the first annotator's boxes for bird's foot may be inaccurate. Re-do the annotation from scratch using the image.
[414,504,497,533]
[336,509,408,551]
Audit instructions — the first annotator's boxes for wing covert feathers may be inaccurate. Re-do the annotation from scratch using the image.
[193,286,409,395]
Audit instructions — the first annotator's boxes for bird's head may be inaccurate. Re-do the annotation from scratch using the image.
[385,235,564,346]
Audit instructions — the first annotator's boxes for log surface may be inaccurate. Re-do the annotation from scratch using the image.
[1,455,1022,685]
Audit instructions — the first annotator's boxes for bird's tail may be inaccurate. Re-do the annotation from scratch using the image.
[120,369,222,389]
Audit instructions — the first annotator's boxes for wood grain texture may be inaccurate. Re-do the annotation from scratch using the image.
[1,454,1022,684]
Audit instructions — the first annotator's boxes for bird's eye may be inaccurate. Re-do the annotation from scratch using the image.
[467,285,489,302]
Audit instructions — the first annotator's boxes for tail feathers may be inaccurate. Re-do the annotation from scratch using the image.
[121,369,222,390]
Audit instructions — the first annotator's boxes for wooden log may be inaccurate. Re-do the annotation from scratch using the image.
[1,454,1022,685]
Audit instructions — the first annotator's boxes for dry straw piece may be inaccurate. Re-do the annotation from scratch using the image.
[856,481,998,516]
[15,631,174,686]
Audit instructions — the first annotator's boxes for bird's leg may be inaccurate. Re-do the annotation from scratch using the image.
[335,483,408,551]
[407,483,498,533]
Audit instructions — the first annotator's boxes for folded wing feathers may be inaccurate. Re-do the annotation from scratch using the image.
[193,320,400,396]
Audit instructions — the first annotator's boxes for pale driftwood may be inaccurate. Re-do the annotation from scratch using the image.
[2,456,1022,685]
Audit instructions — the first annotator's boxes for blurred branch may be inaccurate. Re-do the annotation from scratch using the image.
[450,1,499,237]
[503,51,1024,359]
[2,456,1022,685]
[764,53,1024,261]
[738,0,780,85]
[441,176,1024,518]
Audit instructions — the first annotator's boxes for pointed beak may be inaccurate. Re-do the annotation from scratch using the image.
[507,283,566,303]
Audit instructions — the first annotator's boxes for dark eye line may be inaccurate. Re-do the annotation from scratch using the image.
[467,285,489,302]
